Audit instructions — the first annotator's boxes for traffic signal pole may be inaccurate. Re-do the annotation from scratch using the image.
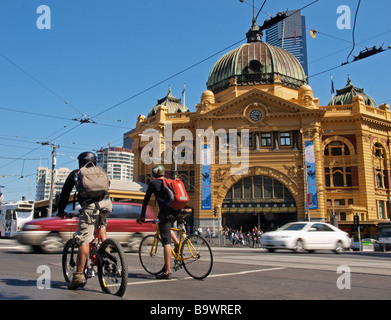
[48,143,58,216]
[355,212,361,251]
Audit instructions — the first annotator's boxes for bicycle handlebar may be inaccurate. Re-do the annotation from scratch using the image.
[57,212,78,219]
[137,218,158,224]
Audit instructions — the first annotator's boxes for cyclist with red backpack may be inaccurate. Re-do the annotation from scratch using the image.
[139,164,189,279]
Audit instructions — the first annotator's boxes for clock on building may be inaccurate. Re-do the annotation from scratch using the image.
[250,109,262,122]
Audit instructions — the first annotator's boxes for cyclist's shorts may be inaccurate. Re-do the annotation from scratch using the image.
[159,213,175,246]
[75,198,112,245]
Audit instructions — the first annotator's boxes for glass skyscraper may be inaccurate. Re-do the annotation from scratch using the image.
[265,10,308,76]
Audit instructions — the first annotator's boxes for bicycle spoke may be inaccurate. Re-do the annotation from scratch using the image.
[62,239,79,283]
[98,239,128,297]
[139,235,165,275]
[181,235,213,280]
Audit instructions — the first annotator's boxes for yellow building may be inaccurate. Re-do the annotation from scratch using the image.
[130,22,390,237]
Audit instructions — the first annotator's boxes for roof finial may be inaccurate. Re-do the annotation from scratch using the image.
[246,17,263,43]
[347,74,352,85]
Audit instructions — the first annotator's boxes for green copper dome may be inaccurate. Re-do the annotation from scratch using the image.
[147,87,189,118]
[328,76,377,108]
[206,28,307,94]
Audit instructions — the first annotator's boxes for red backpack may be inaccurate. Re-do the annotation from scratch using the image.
[158,177,189,210]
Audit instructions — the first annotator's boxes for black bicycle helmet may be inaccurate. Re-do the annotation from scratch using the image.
[77,151,96,168]
[151,164,165,177]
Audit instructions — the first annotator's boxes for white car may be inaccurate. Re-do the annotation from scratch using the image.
[261,222,351,254]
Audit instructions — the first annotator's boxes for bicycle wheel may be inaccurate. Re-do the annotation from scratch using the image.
[181,234,213,280]
[98,238,128,297]
[62,238,79,283]
[139,234,165,275]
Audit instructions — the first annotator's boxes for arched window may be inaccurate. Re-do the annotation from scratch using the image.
[223,175,295,203]
[324,141,352,188]
[324,141,350,156]
[373,142,386,189]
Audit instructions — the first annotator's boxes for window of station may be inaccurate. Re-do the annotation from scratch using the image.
[324,141,353,188]
[223,175,295,203]
[280,132,291,146]
[325,167,352,187]
[378,200,386,219]
[177,170,194,190]
[324,141,350,156]
[261,133,272,147]
[373,143,386,189]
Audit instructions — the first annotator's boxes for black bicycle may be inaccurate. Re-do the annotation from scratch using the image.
[62,214,128,297]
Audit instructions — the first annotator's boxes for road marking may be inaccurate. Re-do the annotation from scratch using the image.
[206,267,286,278]
[127,267,286,286]
[0,245,30,251]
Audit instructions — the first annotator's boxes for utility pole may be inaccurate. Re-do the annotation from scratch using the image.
[48,143,58,216]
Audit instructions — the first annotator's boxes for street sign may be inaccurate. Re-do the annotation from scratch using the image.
[362,240,374,252]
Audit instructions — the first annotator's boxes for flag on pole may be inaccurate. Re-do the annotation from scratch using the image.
[182,83,186,106]
[330,74,335,97]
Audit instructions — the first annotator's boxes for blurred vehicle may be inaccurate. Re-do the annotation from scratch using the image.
[350,238,381,251]
[0,200,34,237]
[261,222,350,254]
[17,202,156,253]
[378,222,391,250]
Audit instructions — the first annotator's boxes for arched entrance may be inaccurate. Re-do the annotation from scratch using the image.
[222,175,297,232]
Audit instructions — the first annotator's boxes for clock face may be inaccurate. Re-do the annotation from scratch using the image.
[250,109,262,122]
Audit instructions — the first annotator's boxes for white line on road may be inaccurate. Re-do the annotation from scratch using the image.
[127,267,286,286]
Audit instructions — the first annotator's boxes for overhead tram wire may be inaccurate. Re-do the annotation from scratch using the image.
[0,0,323,151]
[91,0,321,121]
[0,51,85,117]
[2,0,322,145]
[346,0,362,64]
[89,38,246,120]
[308,46,391,79]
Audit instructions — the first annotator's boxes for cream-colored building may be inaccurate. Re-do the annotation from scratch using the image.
[129,22,390,237]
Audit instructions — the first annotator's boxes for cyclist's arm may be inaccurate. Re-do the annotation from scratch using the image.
[57,170,76,217]
[140,184,153,222]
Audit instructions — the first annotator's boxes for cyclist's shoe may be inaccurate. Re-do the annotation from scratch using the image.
[68,272,87,290]
[156,272,172,280]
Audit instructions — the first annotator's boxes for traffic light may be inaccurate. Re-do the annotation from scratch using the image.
[354,212,360,226]
[213,208,217,217]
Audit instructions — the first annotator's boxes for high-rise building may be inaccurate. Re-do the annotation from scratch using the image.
[97,147,134,182]
[123,128,135,150]
[265,10,308,76]
[35,167,73,200]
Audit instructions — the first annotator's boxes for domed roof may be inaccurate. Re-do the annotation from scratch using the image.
[328,76,377,108]
[206,25,306,94]
[147,87,189,118]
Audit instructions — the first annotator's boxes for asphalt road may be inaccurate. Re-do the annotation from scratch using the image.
[1,238,391,305]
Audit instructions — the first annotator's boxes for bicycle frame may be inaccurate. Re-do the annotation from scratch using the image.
[139,217,213,279]
[149,222,199,263]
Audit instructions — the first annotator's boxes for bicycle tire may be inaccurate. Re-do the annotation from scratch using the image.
[181,234,213,280]
[139,234,165,275]
[62,238,79,283]
[98,238,128,297]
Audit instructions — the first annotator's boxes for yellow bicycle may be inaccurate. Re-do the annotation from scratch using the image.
[138,217,213,279]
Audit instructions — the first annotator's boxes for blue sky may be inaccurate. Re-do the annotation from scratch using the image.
[0,0,390,202]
